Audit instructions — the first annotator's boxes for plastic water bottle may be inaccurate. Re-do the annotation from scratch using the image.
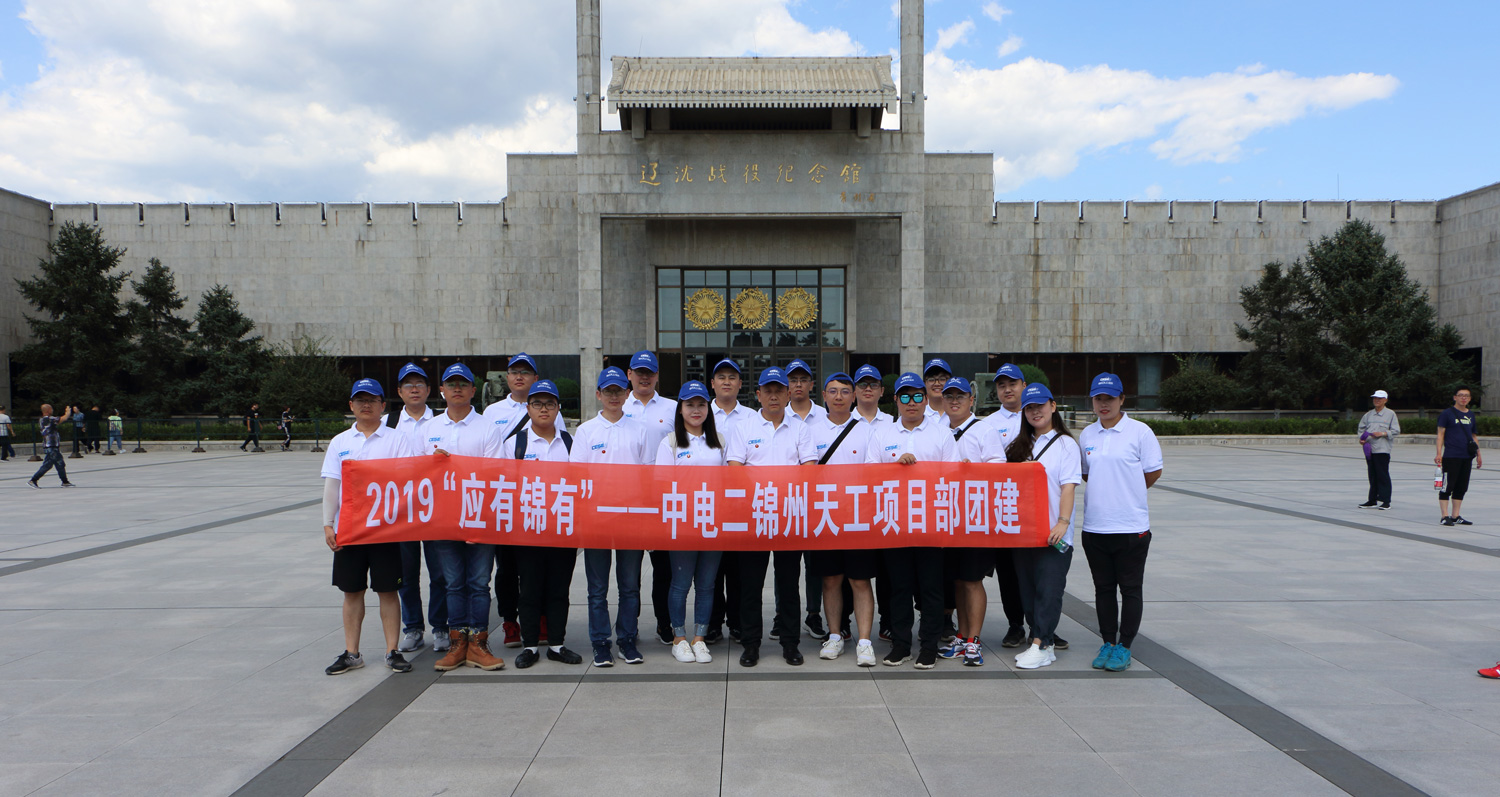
[1434,467,1446,492]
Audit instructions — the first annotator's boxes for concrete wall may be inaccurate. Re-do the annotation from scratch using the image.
[0,188,52,407]
[1438,181,1500,396]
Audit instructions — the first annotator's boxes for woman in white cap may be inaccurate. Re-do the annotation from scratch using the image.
[1003,383,1081,670]
[656,381,727,663]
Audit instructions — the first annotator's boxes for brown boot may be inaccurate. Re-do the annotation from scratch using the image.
[466,631,506,671]
[434,629,468,671]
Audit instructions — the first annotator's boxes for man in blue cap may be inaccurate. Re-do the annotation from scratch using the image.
[978,362,1033,650]
[851,363,895,640]
[321,378,421,675]
[481,352,539,649]
[726,365,816,666]
[623,349,680,645]
[784,358,829,640]
[386,361,447,655]
[425,362,509,672]
[938,376,1004,665]
[922,358,953,424]
[572,366,651,667]
[708,357,750,644]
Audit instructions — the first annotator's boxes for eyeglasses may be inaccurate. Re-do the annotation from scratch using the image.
[507,369,535,377]
[897,393,926,404]
[529,401,560,411]
[442,381,474,389]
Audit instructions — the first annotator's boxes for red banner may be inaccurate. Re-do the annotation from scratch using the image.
[336,455,1051,550]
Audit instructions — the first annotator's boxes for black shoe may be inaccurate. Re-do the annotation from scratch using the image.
[1453,516,1473,526]
[739,648,760,667]
[325,650,364,675]
[385,651,412,673]
[59,482,75,488]
[783,647,804,666]
[1441,516,1455,526]
[728,626,743,644]
[1377,503,1390,511]
[514,648,539,669]
[882,647,912,667]
[1357,501,1377,508]
[915,649,938,670]
[1052,635,1069,650]
[27,480,39,489]
[878,626,892,643]
[1001,626,1026,648]
[547,647,582,665]
[804,614,828,640]
[656,625,673,645]
[768,619,782,642]
[940,616,957,645]
[704,628,724,645]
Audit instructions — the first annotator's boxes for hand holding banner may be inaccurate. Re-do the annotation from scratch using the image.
[337,455,1052,551]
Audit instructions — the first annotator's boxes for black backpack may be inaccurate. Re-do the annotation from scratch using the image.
[514,428,573,459]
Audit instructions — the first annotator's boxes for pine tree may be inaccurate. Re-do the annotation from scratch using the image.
[12,222,132,406]
[188,284,270,417]
[123,258,193,415]
[1234,261,1327,409]
[258,335,349,416]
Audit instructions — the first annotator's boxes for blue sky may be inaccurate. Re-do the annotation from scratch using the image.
[0,0,1494,203]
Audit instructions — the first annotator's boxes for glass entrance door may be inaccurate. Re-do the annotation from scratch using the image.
[657,267,846,400]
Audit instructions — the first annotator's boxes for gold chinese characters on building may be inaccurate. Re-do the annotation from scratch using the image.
[776,288,818,330]
[683,288,726,330]
[730,288,772,329]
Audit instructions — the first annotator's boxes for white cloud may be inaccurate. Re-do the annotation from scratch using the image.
[981,3,1011,23]
[922,35,1399,193]
[996,35,1023,58]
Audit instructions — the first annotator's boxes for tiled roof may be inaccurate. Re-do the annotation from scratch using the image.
[606,56,898,112]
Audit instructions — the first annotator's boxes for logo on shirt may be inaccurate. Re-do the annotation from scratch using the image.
[1084,446,1095,455]
[523,454,538,460]
[591,442,606,451]
[677,451,691,459]
[428,436,442,443]
[749,438,763,446]
[337,450,350,458]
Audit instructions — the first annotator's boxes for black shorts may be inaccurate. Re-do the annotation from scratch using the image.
[812,549,879,581]
[946,547,995,582]
[332,542,403,593]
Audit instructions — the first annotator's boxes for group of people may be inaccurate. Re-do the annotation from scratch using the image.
[1357,386,1484,527]
[320,352,1164,678]
[239,404,296,452]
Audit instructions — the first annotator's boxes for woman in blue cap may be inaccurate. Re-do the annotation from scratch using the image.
[655,381,727,663]
[1003,383,1082,670]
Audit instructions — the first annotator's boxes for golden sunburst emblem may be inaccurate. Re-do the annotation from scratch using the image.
[683,288,726,330]
[776,287,819,330]
[730,287,772,329]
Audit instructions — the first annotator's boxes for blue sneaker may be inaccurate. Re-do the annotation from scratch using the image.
[619,638,644,664]
[591,642,613,668]
[1105,645,1132,672]
[961,638,984,667]
[937,640,964,659]
[1092,643,1115,670]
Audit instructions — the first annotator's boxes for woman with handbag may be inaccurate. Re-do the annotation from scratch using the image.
[1437,386,1483,526]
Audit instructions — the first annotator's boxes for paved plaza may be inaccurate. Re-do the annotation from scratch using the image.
[1,442,1498,796]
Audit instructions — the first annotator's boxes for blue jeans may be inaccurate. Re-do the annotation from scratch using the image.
[668,550,722,637]
[107,431,124,451]
[31,448,67,483]
[432,541,495,633]
[399,541,449,634]
[584,549,643,646]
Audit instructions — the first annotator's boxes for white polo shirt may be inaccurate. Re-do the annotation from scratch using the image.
[805,415,874,466]
[854,407,895,428]
[482,394,530,439]
[949,414,988,462]
[924,403,944,424]
[865,416,959,464]
[1079,413,1163,534]
[1032,429,1084,546]
[570,412,650,465]
[623,391,678,452]
[388,405,434,448]
[516,426,572,463]
[725,410,814,466]
[979,405,1024,460]
[713,400,756,437]
[789,401,828,425]
[422,407,505,458]
[321,424,422,527]
[656,432,728,467]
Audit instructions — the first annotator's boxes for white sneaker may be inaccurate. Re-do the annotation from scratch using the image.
[855,641,877,667]
[398,630,424,653]
[692,641,712,663]
[1014,643,1055,669]
[819,637,845,660]
[432,633,451,653]
[672,639,696,662]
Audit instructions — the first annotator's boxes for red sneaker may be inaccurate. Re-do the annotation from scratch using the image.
[1480,662,1500,679]
[501,620,521,649]
[539,616,550,646]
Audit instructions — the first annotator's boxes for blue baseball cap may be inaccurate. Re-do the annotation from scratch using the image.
[786,359,813,377]
[994,362,1024,382]
[441,363,475,384]
[712,358,741,376]
[758,367,789,387]
[942,377,973,395]
[507,352,538,372]
[1022,383,1055,408]
[923,358,953,378]
[350,378,384,398]
[528,380,560,400]
[597,366,629,390]
[853,364,882,384]
[629,350,660,372]
[894,372,925,393]
[678,381,711,402]
[824,372,854,389]
[1090,372,1123,397]
[396,362,428,384]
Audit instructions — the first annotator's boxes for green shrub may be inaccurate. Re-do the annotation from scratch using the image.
[1158,355,1241,419]
[1019,365,1049,388]
[554,377,580,399]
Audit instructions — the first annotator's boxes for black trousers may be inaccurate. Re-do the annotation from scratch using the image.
[738,550,802,651]
[993,549,1026,630]
[1365,453,1392,504]
[493,544,520,621]
[710,551,742,633]
[1082,531,1151,648]
[518,547,577,647]
[241,431,260,449]
[1440,457,1474,501]
[882,547,944,654]
[875,555,893,630]
[0,437,15,460]
[649,549,672,631]
[1013,545,1073,647]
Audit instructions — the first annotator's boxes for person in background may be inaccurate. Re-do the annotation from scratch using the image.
[28,404,74,488]
[0,405,15,461]
[240,403,262,452]
[280,406,295,451]
[1357,390,1399,510]
[1436,385,1483,526]
[71,404,85,456]
[657,381,727,665]
[107,409,124,453]
[85,405,102,453]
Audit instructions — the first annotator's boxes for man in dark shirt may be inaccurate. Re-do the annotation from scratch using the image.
[1436,386,1483,526]
[240,403,263,452]
[28,404,75,488]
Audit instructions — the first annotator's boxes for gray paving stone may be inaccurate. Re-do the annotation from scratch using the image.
[1053,703,1271,753]
[913,751,1130,795]
[309,758,533,797]
[720,752,925,797]
[1100,750,1347,797]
